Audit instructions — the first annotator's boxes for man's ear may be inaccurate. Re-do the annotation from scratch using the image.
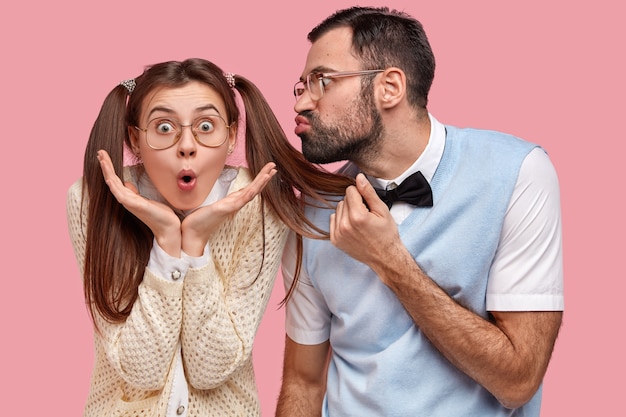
[376,67,406,109]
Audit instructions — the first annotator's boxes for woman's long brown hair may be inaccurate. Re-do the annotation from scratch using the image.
[82,58,352,324]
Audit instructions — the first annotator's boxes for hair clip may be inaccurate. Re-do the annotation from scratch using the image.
[224,73,236,88]
[120,79,136,94]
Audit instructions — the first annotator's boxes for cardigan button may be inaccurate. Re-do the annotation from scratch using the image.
[176,405,185,415]
[171,270,181,280]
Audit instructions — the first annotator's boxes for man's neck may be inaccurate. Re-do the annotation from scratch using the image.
[359,112,431,180]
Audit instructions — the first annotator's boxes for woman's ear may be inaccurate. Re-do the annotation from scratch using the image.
[377,67,406,109]
[227,122,238,154]
[127,126,141,156]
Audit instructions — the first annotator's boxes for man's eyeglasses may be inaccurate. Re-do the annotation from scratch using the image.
[135,115,232,150]
[293,70,384,101]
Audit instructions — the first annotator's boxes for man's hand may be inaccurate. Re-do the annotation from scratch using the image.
[330,173,401,269]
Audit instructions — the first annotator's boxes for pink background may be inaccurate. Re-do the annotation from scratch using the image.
[1,0,622,415]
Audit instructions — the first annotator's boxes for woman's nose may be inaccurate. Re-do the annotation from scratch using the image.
[177,125,197,157]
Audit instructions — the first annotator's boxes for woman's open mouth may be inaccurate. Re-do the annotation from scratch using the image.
[177,170,197,191]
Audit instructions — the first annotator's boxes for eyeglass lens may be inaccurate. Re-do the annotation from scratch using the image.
[145,116,229,149]
[294,73,324,101]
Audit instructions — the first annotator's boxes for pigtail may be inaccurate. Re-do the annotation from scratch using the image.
[233,76,354,239]
[83,85,127,190]
[233,76,354,305]
[82,84,152,326]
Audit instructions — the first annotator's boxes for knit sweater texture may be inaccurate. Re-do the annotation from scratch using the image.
[66,167,288,417]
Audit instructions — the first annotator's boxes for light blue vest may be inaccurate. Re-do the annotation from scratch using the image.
[303,126,542,417]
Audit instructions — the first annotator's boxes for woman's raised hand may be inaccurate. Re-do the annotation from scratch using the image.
[181,162,277,256]
[97,150,182,256]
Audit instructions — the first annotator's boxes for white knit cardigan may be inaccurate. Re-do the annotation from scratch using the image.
[66,167,288,416]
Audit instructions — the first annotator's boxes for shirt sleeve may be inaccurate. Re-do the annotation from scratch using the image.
[486,147,564,311]
[147,238,192,282]
[282,230,332,345]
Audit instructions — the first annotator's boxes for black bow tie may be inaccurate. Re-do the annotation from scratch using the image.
[374,171,433,208]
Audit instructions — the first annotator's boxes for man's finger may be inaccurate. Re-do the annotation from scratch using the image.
[355,173,387,213]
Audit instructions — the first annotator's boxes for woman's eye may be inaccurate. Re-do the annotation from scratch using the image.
[156,122,175,134]
[198,120,215,132]
[321,77,332,87]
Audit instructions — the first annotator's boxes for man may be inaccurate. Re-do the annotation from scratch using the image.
[277,6,563,417]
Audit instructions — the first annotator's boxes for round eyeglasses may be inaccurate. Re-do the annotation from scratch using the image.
[135,115,232,150]
[293,69,384,101]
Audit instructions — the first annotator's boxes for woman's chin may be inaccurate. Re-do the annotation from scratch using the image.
[167,195,207,214]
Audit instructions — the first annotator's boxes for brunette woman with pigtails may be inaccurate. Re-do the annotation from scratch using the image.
[66,58,351,417]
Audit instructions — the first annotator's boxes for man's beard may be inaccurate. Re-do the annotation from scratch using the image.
[298,91,383,165]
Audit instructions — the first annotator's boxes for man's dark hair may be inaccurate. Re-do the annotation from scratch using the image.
[309,6,436,108]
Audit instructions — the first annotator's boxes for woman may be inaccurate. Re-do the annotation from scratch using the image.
[66,58,351,417]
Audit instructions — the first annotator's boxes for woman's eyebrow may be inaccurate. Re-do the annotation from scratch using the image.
[146,104,221,119]
[195,104,221,115]
[147,106,175,119]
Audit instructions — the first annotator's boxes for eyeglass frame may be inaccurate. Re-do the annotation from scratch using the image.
[134,114,233,150]
[293,69,384,101]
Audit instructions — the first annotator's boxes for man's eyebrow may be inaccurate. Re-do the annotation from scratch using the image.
[300,66,335,81]
[312,66,334,73]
